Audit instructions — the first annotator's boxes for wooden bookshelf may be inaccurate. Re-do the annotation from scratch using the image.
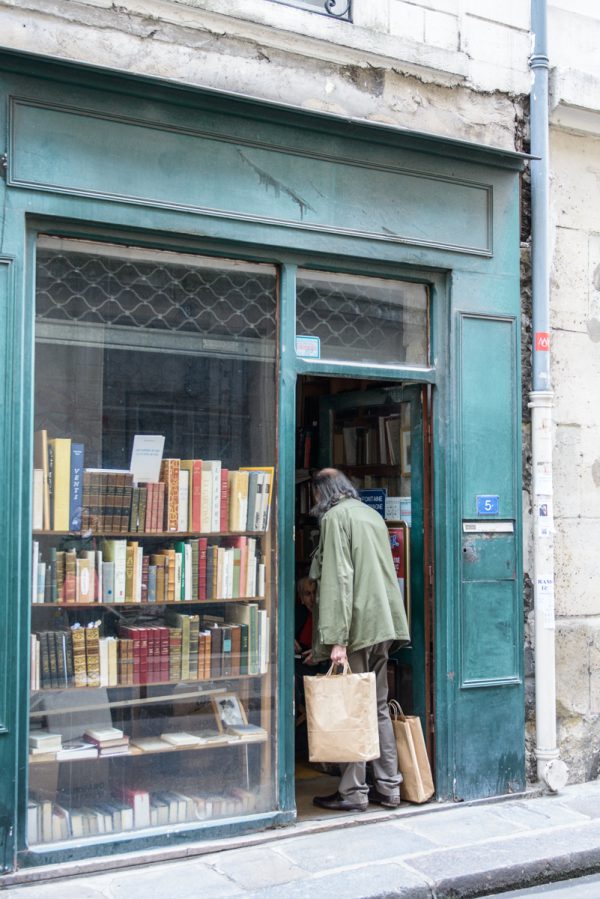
[29,677,266,717]
[33,530,268,538]
[31,597,267,608]
[29,732,268,764]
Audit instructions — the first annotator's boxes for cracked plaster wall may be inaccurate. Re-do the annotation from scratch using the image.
[0,0,528,150]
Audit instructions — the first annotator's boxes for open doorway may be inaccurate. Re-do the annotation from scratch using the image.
[293,374,434,819]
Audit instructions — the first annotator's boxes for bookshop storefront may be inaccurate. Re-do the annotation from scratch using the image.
[0,50,526,872]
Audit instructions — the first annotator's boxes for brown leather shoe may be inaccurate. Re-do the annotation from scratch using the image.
[313,791,368,811]
[368,787,401,808]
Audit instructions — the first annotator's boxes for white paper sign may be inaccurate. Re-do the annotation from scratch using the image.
[129,435,165,485]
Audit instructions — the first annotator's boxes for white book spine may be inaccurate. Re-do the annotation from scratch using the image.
[211,462,221,532]
[178,470,189,532]
[184,544,192,601]
[102,561,115,602]
[96,550,103,603]
[175,551,182,602]
[33,468,44,530]
[99,637,109,687]
[136,547,143,602]
[32,540,39,604]
[257,561,265,598]
[114,542,127,601]
[37,561,46,604]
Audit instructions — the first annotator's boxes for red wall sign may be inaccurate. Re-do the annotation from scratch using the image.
[535,332,550,351]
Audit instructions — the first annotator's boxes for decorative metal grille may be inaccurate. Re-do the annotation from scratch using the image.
[296,272,429,366]
[36,249,277,344]
[268,0,352,22]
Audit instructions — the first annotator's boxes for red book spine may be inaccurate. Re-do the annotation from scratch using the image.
[198,537,208,601]
[155,482,165,534]
[220,469,229,532]
[138,627,148,685]
[191,460,202,532]
[160,626,170,682]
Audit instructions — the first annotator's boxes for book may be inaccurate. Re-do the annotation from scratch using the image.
[160,458,180,532]
[201,461,221,532]
[102,540,127,601]
[69,442,85,531]
[29,731,62,750]
[160,732,201,747]
[34,430,51,530]
[129,434,165,485]
[228,470,249,532]
[83,726,124,742]
[49,437,71,530]
[177,468,189,532]
[32,469,44,530]
[181,460,202,532]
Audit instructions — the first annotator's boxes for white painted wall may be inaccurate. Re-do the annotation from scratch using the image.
[548,3,600,781]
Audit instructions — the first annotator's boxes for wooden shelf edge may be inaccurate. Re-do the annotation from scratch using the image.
[31,596,266,609]
[32,530,269,538]
[29,734,268,764]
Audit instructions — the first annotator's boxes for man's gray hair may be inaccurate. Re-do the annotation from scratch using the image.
[311,468,360,520]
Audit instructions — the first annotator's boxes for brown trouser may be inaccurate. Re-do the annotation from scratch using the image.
[338,640,401,802]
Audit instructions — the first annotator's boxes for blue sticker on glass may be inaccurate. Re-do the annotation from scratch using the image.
[477,495,499,516]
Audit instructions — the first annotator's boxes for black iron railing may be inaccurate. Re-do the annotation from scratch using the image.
[268,0,352,22]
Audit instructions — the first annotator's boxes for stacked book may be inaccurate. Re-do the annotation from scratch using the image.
[31,535,266,605]
[84,726,130,757]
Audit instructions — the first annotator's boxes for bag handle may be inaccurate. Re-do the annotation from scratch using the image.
[325,660,353,677]
[388,699,407,721]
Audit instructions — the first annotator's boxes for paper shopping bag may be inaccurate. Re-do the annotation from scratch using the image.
[304,663,379,763]
[389,700,434,803]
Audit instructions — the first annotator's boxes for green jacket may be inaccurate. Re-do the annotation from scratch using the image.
[309,498,410,661]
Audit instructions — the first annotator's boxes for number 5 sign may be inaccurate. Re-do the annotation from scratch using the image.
[477,495,499,515]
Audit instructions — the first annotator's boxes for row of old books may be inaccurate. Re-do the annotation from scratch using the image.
[30,606,269,690]
[34,431,274,536]
[332,414,407,467]
[31,536,265,604]
[28,786,257,844]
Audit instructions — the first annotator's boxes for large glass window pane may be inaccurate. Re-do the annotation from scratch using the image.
[296,270,429,367]
[29,237,277,844]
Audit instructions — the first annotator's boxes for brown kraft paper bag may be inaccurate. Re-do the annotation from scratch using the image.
[304,663,380,763]
[389,699,434,803]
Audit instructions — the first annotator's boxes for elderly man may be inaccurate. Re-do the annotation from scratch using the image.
[308,467,410,812]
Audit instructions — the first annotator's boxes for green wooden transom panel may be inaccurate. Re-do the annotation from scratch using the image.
[9,99,492,255]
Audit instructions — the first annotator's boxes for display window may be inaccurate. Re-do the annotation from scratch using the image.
[28,237,278,844]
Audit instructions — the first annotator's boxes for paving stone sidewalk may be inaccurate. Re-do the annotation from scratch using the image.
[3,781,600,898]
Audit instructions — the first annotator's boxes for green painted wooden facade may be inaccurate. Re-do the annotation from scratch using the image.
[0,49,526,872]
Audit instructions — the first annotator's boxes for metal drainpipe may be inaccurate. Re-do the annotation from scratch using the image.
[529,0,568,792]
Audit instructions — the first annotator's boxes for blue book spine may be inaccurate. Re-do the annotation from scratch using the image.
[148,565,157,603]
[69,443,85,531]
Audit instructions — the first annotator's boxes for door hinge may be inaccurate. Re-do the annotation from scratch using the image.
[0,153,7,179]
[428,564,434,587]
[429,713,435,734]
